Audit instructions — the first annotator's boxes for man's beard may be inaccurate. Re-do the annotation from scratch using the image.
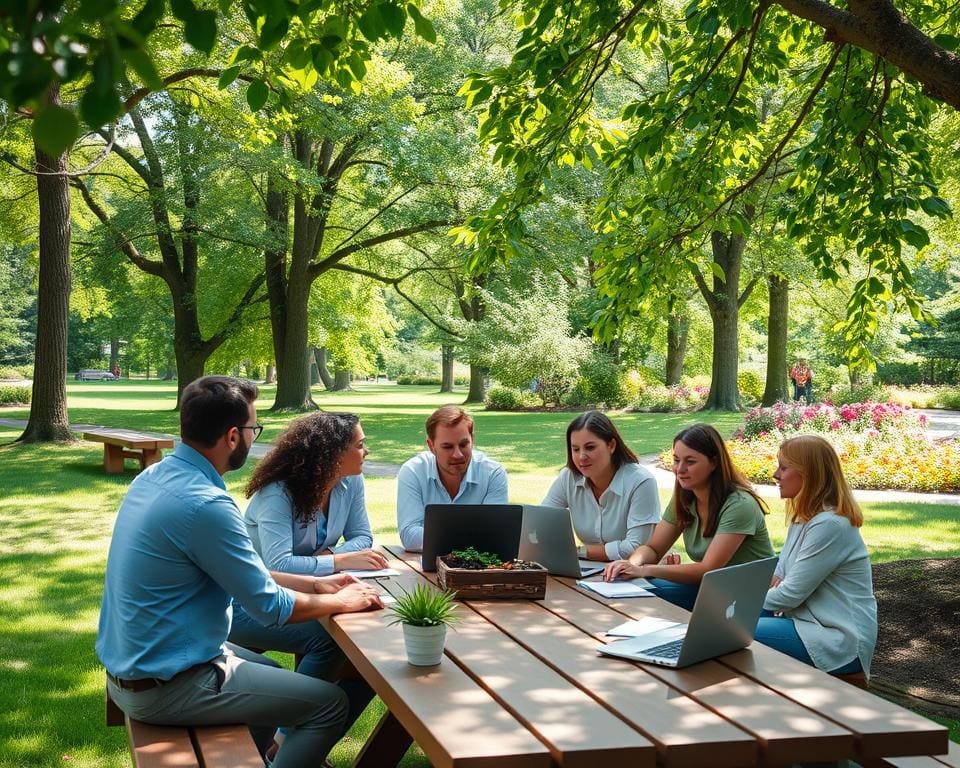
[228,440,251,471]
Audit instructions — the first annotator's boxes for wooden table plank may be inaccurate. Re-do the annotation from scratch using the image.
[328,580,551,768]
[392,581,657,768]
[190,725,262,767]
[125,719,200,768]
[385,546,758,768]
[554,576,948,762]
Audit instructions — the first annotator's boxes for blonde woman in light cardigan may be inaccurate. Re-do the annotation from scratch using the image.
[756,435,877,678]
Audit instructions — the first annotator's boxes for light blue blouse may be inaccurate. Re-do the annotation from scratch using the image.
[245,475,374,576]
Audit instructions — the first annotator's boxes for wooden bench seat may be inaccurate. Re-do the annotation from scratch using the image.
[83,428,174,474]
[107,688,262,767]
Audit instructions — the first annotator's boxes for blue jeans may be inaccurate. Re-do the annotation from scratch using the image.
[647,579,700,612]
[754,614,862,674]
[229,604,374,728]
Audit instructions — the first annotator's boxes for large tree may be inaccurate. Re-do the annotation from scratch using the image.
[75,92,269,404]
[459,0,954,381]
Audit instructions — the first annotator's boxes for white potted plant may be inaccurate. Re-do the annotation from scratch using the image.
[388,584,460,666]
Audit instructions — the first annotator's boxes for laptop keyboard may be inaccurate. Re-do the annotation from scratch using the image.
[641,638,684,659]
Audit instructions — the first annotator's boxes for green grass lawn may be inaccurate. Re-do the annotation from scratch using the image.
[0,382,957,766]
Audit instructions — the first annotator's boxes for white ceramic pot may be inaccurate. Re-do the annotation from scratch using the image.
[401,623,448,666]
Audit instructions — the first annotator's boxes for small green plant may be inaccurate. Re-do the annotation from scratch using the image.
[448,547,502,568]
[388,584,460,628]
[0,385,30,405]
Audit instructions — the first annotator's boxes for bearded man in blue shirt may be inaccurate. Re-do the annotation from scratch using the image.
[97,376,383,768]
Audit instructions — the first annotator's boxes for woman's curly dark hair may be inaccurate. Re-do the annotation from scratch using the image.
[246,412,359,523]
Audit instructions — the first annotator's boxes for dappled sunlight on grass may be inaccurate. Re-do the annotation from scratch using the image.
[1,384,958,764]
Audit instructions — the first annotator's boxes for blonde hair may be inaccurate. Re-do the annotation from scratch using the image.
[778,435,862,527]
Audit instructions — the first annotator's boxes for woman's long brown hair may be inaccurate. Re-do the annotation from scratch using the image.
[671,423,766,537]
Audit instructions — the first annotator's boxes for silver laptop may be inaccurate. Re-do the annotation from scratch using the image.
[598,556,778,668]
[518,504,606,578]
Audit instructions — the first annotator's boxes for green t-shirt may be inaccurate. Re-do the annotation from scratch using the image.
[663,489,774,565]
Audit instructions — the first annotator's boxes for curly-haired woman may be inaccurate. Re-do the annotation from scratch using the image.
[228,412,381,732]
[243,412,386,576]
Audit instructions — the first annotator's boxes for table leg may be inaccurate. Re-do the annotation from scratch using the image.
[103,444,125,474]
[140,448,162,470]
[352,710,413,768]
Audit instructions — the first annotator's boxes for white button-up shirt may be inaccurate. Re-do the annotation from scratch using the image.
[542,462,661,560]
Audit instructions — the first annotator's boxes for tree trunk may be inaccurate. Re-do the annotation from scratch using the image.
[309,349,320,385]
[174,345,208,407]
[665,298,689,386]
[698,230,756,412]
[332,368,352,391]
[465,363,487,403]
[705,304,741,410]
[163,351,177,380]
[109,338,120,373]
[762,275,790,406]
[20,84,73,443]
[265,364,276,384]
[272,277,315,410]
[440,344,455,393]
[315,346,334,390]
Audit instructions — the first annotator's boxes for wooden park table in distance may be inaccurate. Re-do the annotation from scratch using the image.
[322,546,951,768]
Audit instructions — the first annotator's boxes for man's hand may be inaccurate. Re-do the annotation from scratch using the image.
[313,573,360,594]
[333,549,389,571]
[603,560,644,582]
[770,575,782,588]
[336,581,385,613]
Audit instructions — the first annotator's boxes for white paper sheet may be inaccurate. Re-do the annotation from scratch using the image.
[341,568,401,579]
[576,578,655,597]
[606,616,683,637]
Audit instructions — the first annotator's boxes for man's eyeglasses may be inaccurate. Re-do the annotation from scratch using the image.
[239,424,264,441]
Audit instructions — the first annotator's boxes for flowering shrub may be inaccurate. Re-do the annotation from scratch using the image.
[630,384,709,412]
[727,401,959,492]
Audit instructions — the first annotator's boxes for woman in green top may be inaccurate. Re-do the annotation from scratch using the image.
[604,423,774,610]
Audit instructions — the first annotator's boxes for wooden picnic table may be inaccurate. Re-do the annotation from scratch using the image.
[83,428,174,474]
[323,545,951,768]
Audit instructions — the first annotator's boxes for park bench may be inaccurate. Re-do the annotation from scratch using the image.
[106,688,262,768]
[83,428,174,474]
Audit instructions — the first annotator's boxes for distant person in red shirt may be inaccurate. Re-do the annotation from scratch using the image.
[789,359,813,404]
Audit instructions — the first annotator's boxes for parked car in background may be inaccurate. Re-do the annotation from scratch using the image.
[75,369,118,381]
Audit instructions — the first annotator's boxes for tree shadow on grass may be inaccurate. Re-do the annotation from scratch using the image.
[0,551,126,767]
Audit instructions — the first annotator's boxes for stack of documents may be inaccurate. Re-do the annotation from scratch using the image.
[575,577,655,598]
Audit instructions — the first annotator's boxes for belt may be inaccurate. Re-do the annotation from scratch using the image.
[107,662,211,693]
[106,673,163,692]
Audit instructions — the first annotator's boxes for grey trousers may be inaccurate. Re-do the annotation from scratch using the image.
[107,643,348,768]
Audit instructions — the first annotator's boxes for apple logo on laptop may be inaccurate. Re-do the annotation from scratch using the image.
[528,531,539,544]
[725,601,736,620]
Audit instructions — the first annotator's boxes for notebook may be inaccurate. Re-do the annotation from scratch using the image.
[518,504,606,578]
[598,556,778,668]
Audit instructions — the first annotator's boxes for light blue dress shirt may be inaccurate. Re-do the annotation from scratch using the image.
[396,449,509,551]
[245,476,374,575]
[96,444,295,681]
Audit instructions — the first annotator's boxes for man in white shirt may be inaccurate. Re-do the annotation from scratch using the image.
[396,406,509,551]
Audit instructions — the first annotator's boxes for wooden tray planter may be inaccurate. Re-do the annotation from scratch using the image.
[436,558,547,600]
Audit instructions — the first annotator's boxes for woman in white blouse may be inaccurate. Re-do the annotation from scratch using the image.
[542,410,661,562]
[756,435,877,678]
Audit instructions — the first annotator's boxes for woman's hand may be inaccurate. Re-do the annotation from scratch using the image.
[603,559,645,582]
[333,549,389,571]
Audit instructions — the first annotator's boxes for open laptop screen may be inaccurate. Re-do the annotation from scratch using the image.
[421,504,523,572]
